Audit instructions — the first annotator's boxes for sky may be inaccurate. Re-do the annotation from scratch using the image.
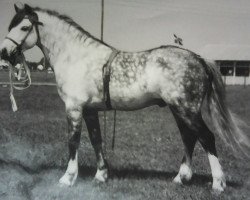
[0,0,250,61]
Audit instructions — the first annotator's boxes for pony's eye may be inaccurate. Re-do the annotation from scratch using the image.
[21,26,30,31]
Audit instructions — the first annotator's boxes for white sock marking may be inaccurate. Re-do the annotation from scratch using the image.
[95,168,108,182]
[208,153,226,192]
[173,163,192,184]
[59,152,78,186]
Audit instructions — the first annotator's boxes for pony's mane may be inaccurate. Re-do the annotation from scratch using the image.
[33,7,110,47]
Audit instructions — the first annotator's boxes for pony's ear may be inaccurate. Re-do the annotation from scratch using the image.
[14,2,24,13]
[24,4,33,14]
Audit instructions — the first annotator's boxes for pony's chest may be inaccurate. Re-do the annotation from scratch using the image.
[55,64,102,103]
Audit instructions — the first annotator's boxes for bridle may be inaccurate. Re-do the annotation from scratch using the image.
[5,16,43,51]
[7,14,43,43]
[5,15,44,111]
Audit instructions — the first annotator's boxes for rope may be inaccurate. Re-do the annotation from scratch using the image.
[8,53,32,112]
[9,68,17,112]
[5,16,42,112]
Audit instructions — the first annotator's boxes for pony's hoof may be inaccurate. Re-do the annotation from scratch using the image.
[173,164,193,184]
[173,174,183,184]
[212,177,226,194]
[173,171,192,184]
[94,169,108,182]
[59,172,77,186]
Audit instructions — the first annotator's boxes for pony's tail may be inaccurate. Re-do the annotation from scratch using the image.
[203,59,250,158]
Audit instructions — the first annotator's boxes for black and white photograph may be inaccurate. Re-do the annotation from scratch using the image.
[0,0,249,199]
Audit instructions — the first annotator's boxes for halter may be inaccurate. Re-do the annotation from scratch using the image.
[5,15,43,111]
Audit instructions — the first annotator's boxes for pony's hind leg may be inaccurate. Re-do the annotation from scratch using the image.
[168,104,225,192]
[198,120,226,193]
[83,109,108,182]
[171,110,198,184]
[59,105,82,186]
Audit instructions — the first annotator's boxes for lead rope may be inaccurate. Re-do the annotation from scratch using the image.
[8,20,43,112]
[9,53,32,112]
[9,67,18,112]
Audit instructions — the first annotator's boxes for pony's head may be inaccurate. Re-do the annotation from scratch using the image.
[0,3,43,64]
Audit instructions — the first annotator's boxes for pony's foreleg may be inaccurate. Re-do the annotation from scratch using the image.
[83,109,108,182]
[59,106,82,186]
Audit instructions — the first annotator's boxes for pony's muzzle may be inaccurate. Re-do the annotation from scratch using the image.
[0,37,20,62]
[0,48,10,60]
[0,46,21,66]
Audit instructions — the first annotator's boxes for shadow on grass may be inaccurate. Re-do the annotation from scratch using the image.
[0,160,242,189]
[190,174,242,188]
[78,166,243,188]
[78,165,175,180]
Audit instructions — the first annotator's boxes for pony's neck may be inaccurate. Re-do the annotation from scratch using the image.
[35,9,109,67]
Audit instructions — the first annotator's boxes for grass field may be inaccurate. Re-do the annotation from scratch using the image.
[0,84,249,200]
